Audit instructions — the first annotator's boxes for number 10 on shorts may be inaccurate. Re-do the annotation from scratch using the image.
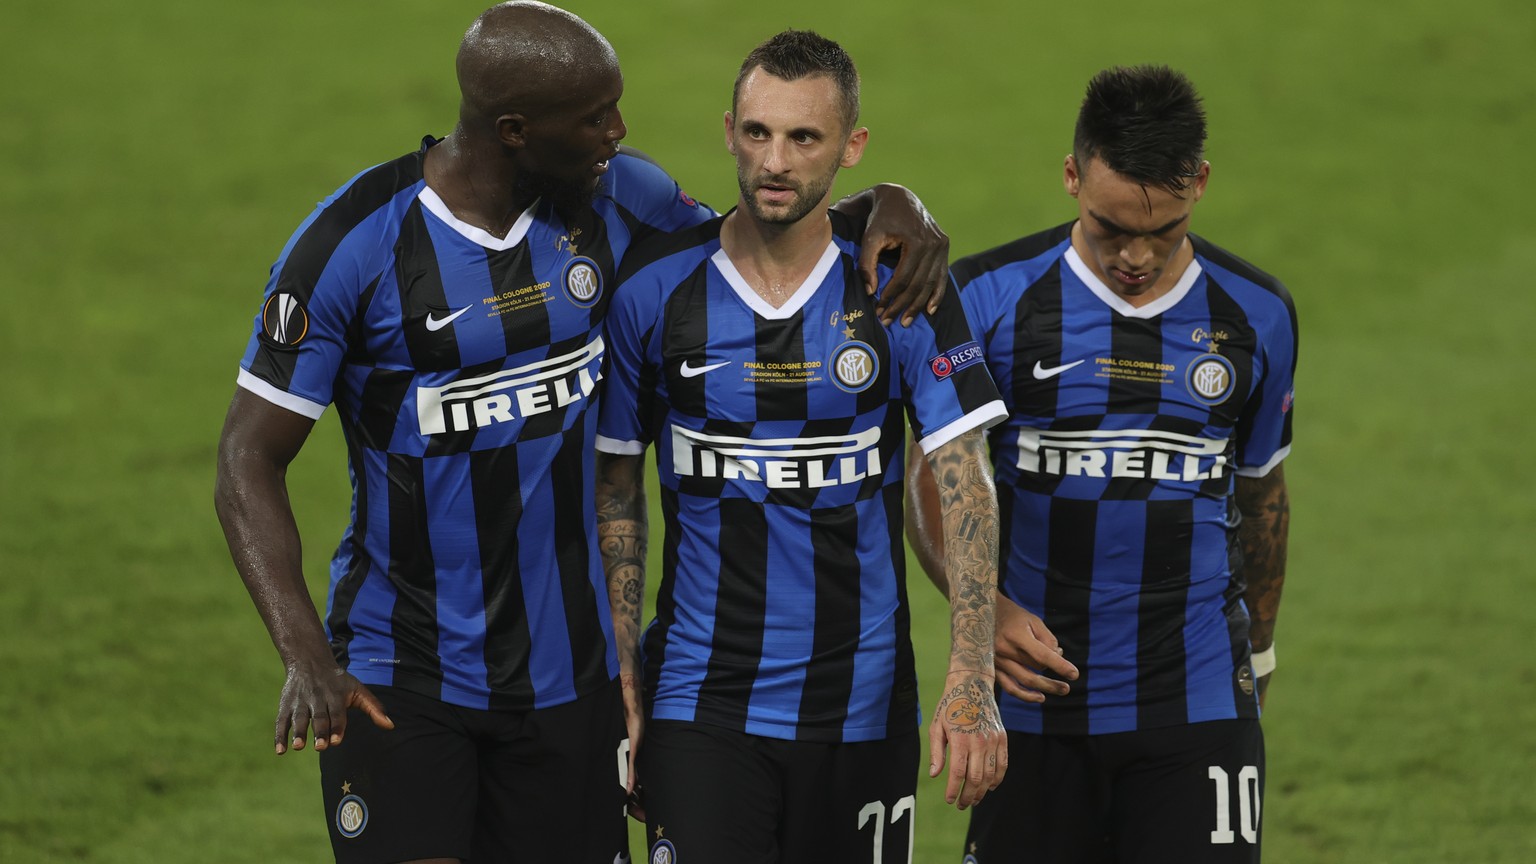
[1208,765,1261,844]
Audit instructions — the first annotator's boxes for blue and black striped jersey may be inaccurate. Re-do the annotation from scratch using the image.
[597,213,1007,743]
[954,223,1297,734]
[236,138,713,710]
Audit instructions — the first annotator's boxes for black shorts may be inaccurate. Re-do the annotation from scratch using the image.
[639,720,919,864]
[318,679,628,864]
[964,720,1264,864]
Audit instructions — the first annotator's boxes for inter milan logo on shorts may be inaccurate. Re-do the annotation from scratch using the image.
[562,256,603,308]
[831,341,877,393]
[1185,354,1236,405]
[649,839,677,864]
[261,293,309,346]
[335,794,368,838]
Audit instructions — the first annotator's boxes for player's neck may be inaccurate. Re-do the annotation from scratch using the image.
[1071,221,1195,308]
[424,131,535,239]
[720,205,834,309]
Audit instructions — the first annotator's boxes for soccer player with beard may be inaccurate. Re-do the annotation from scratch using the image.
[595,30,1008,864]
[907,66,1296,863]
[213,4,951,863]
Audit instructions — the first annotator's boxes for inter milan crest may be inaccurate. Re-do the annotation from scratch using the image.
[831,341,878,393]
[1185,353,1236,405]
[335,793,368,839]
[261,292,309,346]
[562,256,603,308]
[649,839,677,864]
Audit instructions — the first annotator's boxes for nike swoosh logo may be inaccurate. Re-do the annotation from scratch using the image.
[425,306,473,332]
[679,360,731,378]
[1032,359,1085,380]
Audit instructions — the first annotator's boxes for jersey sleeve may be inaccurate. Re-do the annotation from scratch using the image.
[1233,291,1298,477]
[889,271,1009,454]
[605,151,717,234]
[236,186,385,418]
[595,270,661,455]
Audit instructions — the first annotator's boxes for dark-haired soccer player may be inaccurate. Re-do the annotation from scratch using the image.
[595,29,1009,864]
[213,3,951,862]
[907,65,1296,863]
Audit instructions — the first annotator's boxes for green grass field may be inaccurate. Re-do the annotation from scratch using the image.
[3,0,1534,861]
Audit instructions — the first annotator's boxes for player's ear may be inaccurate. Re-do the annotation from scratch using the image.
[840,126,868,169]
[1064,154,1081,198]
[724,111,737,155]
[1191,160,1210,202]
[496,113,528,150]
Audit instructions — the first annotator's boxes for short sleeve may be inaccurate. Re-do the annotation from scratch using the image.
[889,271,1008,453]
[595,273,660,455]
[1233,296,1298,477]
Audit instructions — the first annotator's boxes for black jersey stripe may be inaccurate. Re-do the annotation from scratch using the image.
[384,453,444,695]
[1013,262,1066,421]
[327,426,375,671]
[1040,497,1097,735]
[471,445,535,707]
[1108,309,1166,414]
[695,497,770,729]
[1221,495,1259,718]
[755,311,808,423]
[350,367,413,454]
[549,422,612,691]
[643,485,684,713]
[1136,499,1194,729]
[660,261,714,421]
[395,201,464,374]
[881,481,918,733]
[798,501,863,738]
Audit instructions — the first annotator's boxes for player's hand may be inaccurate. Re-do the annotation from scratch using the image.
[858,183,949,326]
[619,672,646,821]
[928,670,1007,810]
[1257,672,1272,712]
[994,593,1078,703]
[273,657,392,755]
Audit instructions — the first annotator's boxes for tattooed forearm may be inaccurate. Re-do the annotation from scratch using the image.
[927,430,999,675]
[596,453,648,671]
[1235,465,1290,652]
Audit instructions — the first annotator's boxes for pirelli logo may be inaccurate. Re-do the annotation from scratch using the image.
[670,425,882,489]
[1017,428,1229,482]
[416,337,604,435]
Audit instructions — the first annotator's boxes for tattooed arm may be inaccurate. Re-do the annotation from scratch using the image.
[920,429,1008,810]
[596,451,649,817]
[906,442,1077,706]
[1236,464,1290,711]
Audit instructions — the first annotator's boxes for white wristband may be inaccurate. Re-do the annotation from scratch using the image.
[1251,645,1277,677]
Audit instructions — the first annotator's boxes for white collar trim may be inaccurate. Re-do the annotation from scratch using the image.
[417,186,538,251]
[711,241,841,320]
[1064,245,1203,319]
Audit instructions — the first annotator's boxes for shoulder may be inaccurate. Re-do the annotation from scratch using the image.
[1190,234,1297,334]
[273,145,429,281]
[617,215,724,281]
[950,222,1074,291]
[604,151,705,210]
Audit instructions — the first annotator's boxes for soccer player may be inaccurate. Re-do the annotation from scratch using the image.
[212,4,951,863]
[907,66,1296,863]
[594,30,1010,864]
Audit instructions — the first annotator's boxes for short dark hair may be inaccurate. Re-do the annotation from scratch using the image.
[1073,65,1207,196]
[732,30,860,130]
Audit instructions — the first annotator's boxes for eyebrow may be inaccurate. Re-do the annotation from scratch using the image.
[741,119,825,139]
[1089,210,1188,237]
